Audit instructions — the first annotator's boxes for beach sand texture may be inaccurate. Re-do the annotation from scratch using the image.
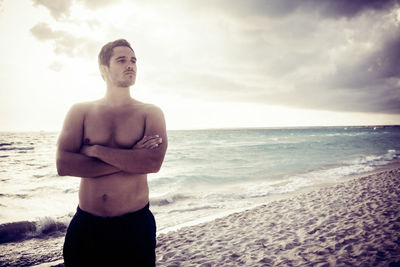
[156,169,400,267]
[1,168,400,266]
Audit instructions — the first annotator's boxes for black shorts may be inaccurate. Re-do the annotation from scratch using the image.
[63,204,156,267]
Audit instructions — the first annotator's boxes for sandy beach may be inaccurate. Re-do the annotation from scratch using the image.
[155,168,400,267]
[1,167,400,266]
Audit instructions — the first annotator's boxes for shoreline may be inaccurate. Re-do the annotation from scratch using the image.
[157,158,400,235]
[1,164,400,266]
[155,167,400,266]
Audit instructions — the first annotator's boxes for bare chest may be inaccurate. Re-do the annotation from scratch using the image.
[83,108,145,148]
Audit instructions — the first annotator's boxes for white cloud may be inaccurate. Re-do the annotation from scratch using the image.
[32,0,73,20]
[48,61,63,72]
[77,0,122,10]
[31,0,122,20]
[30,22,100,58]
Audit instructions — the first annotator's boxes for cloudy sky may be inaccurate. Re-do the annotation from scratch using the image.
[1,0,400,131]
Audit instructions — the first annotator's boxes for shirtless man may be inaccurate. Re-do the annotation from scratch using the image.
[56,39,167,267]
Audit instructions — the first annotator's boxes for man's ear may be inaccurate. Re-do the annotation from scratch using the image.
[99,65,108,81]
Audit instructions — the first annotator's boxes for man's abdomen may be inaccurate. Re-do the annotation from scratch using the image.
[78,173,149,217]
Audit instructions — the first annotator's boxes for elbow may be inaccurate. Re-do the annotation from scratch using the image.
[150,163,162,173]
[56,155,69,176]
[144,161,161,174]
[148,155,164,173]
[56,160,66,176]
[57,170,67,176]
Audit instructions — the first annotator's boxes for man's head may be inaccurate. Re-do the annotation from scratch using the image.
[98,39,134,67]
[98,39,137,88]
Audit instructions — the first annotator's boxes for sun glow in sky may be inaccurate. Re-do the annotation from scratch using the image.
[1,0,400,131]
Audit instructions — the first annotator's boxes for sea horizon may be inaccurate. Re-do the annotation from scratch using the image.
[1,124,399,134]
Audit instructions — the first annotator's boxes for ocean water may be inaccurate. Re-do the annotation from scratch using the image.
[0,126,399,246]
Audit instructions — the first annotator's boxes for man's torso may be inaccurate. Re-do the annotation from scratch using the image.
[79,100,150,217]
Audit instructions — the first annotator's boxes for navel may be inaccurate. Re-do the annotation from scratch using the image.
[84,138,91,144]
[102,194,108,202]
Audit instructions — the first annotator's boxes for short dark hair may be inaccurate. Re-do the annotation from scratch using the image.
[98,39,134,67]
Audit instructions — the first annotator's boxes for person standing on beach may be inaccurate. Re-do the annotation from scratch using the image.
[56,39,167,267]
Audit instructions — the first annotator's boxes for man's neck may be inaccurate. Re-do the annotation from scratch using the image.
[103,85,133,107]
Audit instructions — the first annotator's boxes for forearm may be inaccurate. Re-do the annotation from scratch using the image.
[90,145,163,174]
[56,150,121,178]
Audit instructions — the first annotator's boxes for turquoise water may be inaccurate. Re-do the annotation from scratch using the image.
[0,126,399,243]
[153,126,400,187]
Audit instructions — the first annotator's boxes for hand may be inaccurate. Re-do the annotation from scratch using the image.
[133,135,162,150]
[80,145,96,157]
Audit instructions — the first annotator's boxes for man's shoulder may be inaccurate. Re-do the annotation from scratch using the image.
[142,103,164,118]
[131,100,163,115]
[144,103,162,112]
[65,101,100,121]
[135,102,166,129]
[69,100,100,112]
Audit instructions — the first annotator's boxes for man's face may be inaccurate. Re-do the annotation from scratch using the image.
[105,46,137,88]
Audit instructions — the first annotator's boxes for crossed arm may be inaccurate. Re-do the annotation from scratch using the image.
[80,134,164,174]
[56,103,167,178]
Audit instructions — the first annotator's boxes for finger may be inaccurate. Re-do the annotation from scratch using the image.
[141,135,160,146]
[142,138,162,148]
[140,135,158,143]
[135,136,151,147]
[136,136,148,145]
[134,136,161,149]
[133,143,144,149]
[149,144,159,149]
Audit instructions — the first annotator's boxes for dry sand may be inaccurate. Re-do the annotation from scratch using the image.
[2,168,400,266]
[156,168,400,267]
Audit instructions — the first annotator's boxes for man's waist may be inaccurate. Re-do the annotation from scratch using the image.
[81,171,147,179]
[78,194,150,217]
[76,202,150,222]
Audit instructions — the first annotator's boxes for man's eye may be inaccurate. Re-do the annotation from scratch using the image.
[118,60,126,63]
